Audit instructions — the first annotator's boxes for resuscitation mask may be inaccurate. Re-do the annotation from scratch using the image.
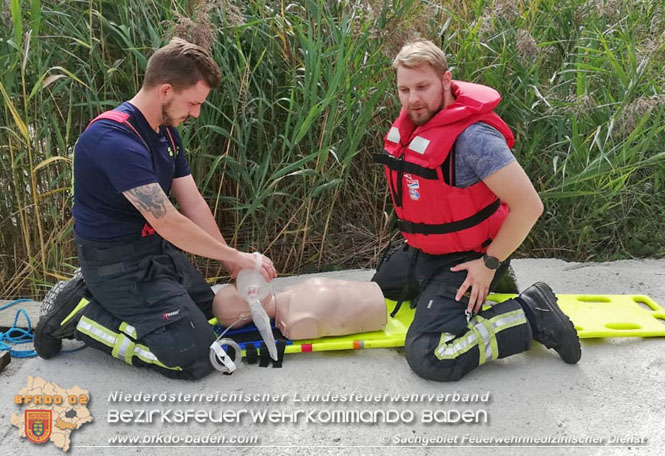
[209,253,277,373]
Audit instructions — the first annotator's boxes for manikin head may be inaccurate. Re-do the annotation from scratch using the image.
[393,40,453,126]
[142,38,222,127]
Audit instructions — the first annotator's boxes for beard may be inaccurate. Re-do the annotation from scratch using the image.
[161,101,186,127]
[407,103,442,126]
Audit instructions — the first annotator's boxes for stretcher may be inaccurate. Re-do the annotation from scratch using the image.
[211,294,665,356]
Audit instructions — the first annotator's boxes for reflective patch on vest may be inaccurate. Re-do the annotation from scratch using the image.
[408,136,430,154]
[386,127,401,143]
[405,174,420,201]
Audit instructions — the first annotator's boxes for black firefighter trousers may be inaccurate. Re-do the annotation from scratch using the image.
[372,243,533,381]
[74,235,216,380]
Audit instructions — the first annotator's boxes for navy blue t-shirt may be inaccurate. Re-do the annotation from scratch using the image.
[72,102,191,241]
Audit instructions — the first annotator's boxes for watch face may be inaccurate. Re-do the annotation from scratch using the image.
[483,255,500,269]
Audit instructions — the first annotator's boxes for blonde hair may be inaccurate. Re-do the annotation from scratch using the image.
[392,40,448,75]
[143,38,221,90]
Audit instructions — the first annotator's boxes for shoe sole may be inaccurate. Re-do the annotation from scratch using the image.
[532,282,581,364]
[34,277,88,359]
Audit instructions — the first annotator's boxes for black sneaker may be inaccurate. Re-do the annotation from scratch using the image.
[519,282,581,364]
[34,269,90,359]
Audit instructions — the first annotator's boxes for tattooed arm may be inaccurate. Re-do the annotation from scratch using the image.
[124,184,170,219]
[123,183,232,260]
[123,183,276,279]
[171,175,245,278]
[171,175,222,239]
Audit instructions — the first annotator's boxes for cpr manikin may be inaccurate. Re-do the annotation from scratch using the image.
[213,278,386,340]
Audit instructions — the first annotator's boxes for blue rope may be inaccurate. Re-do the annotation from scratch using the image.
[0,298,31,312]
[0,299,85,358]
[0,299,37,358]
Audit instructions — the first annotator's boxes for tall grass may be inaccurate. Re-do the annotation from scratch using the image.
[1,0,664,299]
[443,0,665,259]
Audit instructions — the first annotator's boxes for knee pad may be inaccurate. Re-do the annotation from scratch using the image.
[404,331,465,382]
[146,316,216,369]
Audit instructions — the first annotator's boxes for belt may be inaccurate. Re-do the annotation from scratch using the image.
[76,235,166,263]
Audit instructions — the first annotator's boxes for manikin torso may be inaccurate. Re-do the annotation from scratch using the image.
[213,278,386,340]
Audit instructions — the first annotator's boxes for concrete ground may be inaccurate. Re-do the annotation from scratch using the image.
[2,258,664,455]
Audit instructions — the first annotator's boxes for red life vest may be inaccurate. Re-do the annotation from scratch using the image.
[375,81,515,255]
[86,110,179,237]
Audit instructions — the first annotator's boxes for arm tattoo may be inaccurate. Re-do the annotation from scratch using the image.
[125,184,169,219]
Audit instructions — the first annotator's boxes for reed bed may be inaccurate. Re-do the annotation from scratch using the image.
[1,0,664,298]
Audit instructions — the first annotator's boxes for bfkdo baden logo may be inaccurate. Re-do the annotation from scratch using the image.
[25,410,52,444]
[11,376,93,452]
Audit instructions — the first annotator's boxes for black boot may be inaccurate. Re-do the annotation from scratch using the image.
[518,282,581,364]
[34,269,90,359]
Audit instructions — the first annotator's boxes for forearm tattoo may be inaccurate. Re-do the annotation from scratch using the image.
[125,184,169,219]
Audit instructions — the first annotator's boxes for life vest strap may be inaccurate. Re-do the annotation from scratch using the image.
[373,152,439,179]
[397,199,501,235]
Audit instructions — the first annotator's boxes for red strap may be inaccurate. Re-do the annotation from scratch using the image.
[87,110,131,127]
[87,110,149,150]
[164,127,178,156]
[87,110,178,156]
[87,112,163,238]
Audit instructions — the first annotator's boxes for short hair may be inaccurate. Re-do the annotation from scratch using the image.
[392,40,449,75]
[143,38,221,90]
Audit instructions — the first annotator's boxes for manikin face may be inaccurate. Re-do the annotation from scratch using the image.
[160,80,211,127]
[396,63,449,126]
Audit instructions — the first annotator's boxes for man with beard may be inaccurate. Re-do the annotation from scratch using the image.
[34,38,276,380]
[373,40,581,381]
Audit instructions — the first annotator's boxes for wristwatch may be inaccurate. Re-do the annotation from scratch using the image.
[482,254,501,270]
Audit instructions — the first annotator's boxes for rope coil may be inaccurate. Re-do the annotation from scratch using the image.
[0,299,37,358]
[1,298,86,358]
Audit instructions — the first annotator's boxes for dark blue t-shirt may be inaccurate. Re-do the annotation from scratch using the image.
[72,102,191,241]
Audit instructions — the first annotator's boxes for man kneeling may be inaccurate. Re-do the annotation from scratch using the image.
[34,38,276,380]
[372,40,581,381]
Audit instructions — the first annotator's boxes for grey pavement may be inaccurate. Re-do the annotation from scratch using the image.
[1,258,664,455]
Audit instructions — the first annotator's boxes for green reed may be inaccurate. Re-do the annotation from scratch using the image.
[1,0,664,298]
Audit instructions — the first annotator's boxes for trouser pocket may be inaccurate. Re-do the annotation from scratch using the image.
[136,302,216,378]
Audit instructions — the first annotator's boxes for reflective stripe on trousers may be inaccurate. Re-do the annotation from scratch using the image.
[434,309,527,364]
[77,316,181,371]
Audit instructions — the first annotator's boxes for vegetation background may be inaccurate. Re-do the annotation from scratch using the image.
[1,0,664,299]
